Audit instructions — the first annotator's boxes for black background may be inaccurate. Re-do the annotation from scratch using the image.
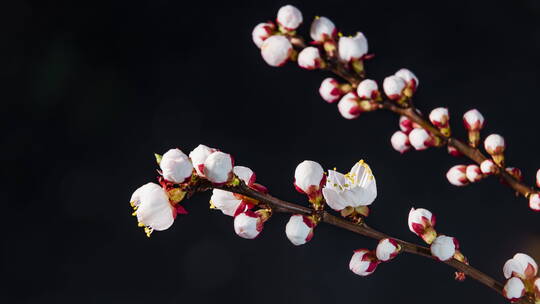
[4,0,540,303]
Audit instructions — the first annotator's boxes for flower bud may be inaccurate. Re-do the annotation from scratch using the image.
[529,193,540,211]
[261,35,293,67]
[189,144,216,176]
[395,68,419,93]
[233,166,256,186]
[503,277,526,302]
[234,210,269,239]
[390,131,411,153]
[349,249,379,276]
[383,75,406,101]
[337,92,361,120]
[430,235,458,261]
[399,116,414,134]
[160,148,193,183]
[505,167,523,181]
[537,169,540,188]
[130,183,175,236]
[294,160,325,198]
[484,134,505,166]
[356,79,379,100]
[480,159,497,175]
[297,47,323,70]
[376,238,401,262]
[285,214,315,246]
[503,253,538,280]
[338,33,368,62]
[252,22,275,48]
[319,78,344,103]
[408,207,437,244]
[210,189,245,217]
[277,5,303,31]
[446,165,469,186]
[465,164,483,183]
[310,16,336,42]
[203,151,233,184]
[463,109,485,147]
[408,128,433,150]
[447,145,462,157]
[429,107,450,136]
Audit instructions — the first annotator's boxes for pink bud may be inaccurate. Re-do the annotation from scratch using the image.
[252,22,275,48]
[480,159,497,175]
[356,79,379,100]
[408,207,437,244]
[349,249,379,276]
[337,93,361,120]
[430,235,458,261]
[298,47,323,70]
[530,193,540,211]
[503,253,538,280]
[484,134,505,155]
[446,165,469,186]
[189,144,216,176]
[338,33,368,62]
[399,116,414,134]
[310,16,336,42]
[203,151,234,184]
[285,215,315,246]
[276,5,303,31]
[429,107,449,128]
[294,160,325,196]
[160,148,193,183]
[319,78,343,103]
[505,167,523,181]
[376,238,401,262]
[408,128,433,150]
[390,131,411,153]
[261,35,293,67]
[383,75,406,100]
[395,68,419,92]
[234,211,264,239]
[463,109,485,131]
[503,277,526,302]
[536,169,540,188]
[465,165,483,182]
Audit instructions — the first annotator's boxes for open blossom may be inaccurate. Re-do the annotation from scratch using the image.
[349,249,379,276]
[310,16,336,41]
[322,160,377,211]
[430,235,458,261]
[390,131,411,153]
[337,93,361,119]
[503,253,538,280]
[189,144,216,176]
[383,75,406,100]
[203,151,233,184]
[130,183,177,236]
[294,160,325,196]
[480,159,496,175]
[408,207,437,244]
[252,22,275,48]
[276,5,303,31]
[298,47,323,70]
[356,79,379,100]
[376,238,401,262]
[395,68,419,92]
[530,193,540,211]
[503,277,526,302]
[285,215,315,246]
[319,77,344,103]
[338,33,368,62]
[210,189,248,217]
[446,165,469,186]
[160,148,193,183]
[465,165,483,182]
[261,35,293,67]
[408,128,433,150]
[234,211,265,239]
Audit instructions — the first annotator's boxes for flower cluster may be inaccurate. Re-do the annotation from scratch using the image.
[349,238,401,276]
[502,253,540,302]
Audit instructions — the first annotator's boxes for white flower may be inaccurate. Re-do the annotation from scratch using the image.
[297,47,322,70]
[503,253,538,279]
[430,235,458,261]
[376,238,400,262]
[252,22,275,48]
[395,68,419,91]
[408,207,437,244]
[399,116,414,134]
[203,151,233,184]
[337,92,361,120]
[429,107,449,128]
[446,165,469,186]
[319,77,343,103]
[530,193,540,211]
[356,79,379,100]
[480,159,496,175]
[285,215,315,246]
[465,164,483,182]
[390,131,411,154]
[160,148,193,183]
[503,277,526,302]
[277,5,303,30]
[261,35,293,67]
[484,134,505,155]
[234,211,263,239]
[233,166,256,186]
[349,249,379,276]
[294,160,325,195]
[189,144,216,176]
[131,183,175,235]
[408,128,432,150]
[322,160,377,211]
[383,75,406,100]
[210,189,244,217]
[338,33,368,62]
[310,16,336,41]
[463,109,485,131]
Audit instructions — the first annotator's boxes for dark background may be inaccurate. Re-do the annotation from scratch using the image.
[4,0,540,303]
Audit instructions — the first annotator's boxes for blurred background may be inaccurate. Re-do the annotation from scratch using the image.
[3,0,540,303]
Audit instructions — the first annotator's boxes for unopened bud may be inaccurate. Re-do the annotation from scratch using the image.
[408,128,434,150]
[390,131,411,153]
[261,35,293,67]
[203,151,234,184]
[484,134,505,166]
[530,193,540,211]
[349,249,379,276]
[310,16,336,42]
[503,277,526,302]
[503,253,538,280]
[395,68,419,95]
[276,5,303,31]
[429,107,450,136]
[447,145,462,157]
[408,207,437,244]
[466,165,483,183]
[252,22,276,48]
[430,235,458,261]
[285,214,315,246]
[294,160,325,204]
[298,47,324,70]
[463,109,485,147]
[338,33,368,62]
[160,148,193,183]
[234,210,268,239]
[446,165,469,186]
[376,238,401,262]
[383,75,406,101]
[356,79,379,100]
[337,92,361,120]
[480,159,497,175]
[536,169,540,188]
[319,78,344,103]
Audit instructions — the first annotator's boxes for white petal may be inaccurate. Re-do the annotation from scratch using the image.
[160,148,193,183]
[503,277,525,301]
[130,182,158,207]
[189,144,216,176]
[337,92,360,120]
[261,35,292,67]
[234,212,261,239]
[285,215,313,246]
[203,151,233,184]
[430,235,456,261]
[310,16,335,41]
[210,189,243,217]
[233,166,255,186]
[136,184,174,231]
[277,5,303,30]
[529,193,540,211]
[294,160,324,194]
[322,187,348,211]
[338,33,368,62]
